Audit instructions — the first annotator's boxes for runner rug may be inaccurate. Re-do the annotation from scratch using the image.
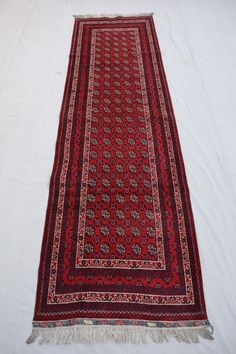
[27,14,213,344]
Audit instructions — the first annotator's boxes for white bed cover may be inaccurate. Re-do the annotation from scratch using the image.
[0,1,235,353]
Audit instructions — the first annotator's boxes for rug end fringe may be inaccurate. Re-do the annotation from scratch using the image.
[26,325,213,344]
[73,13,154,19]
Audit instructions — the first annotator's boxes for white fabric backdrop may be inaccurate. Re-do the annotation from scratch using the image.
[0,0,235,353]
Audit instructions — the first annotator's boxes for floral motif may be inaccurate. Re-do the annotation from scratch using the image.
[128,151,136,159]
[143,179,151,188]
[146,210,154,220]
[140,138,147,145]
[130,179,138,188]
[103,138,110,145]
[128,138,135,145]
[91,116,98,123]
[143,165,150,173]
[85,226,94,236]
[116,210,125,219]
[131,210,140,220]
[116,164,124,173]
[102,179,110,188]
[89,165,96,173]
[115,116,122,122]
[148,244,157,256]
[131,226,141,237]
[86,209,95,219]
[115,127,123,134]
[116,179,124,188]
[141,151,149,159]
[116,138,123,145]
[116,226,125,236]
[116,243,126,255]
[87,193,96,202]
[100,243,110,254]
[138,116,145,122]
[101,209,110,219]
[84,242,94,254]
[132,243,142,255]
[144,195,152,203]
[88,178,96,187]
[147,226,156,237]
[130,194,139,203]
[103,164,110,173]
[116,194,125,203]
[103,151,111,158]
[104,126,111,133]
[129,164,137,173]
[91,127,98,133]
[139,127,146,134]
[101,226,110,236]
[101,193,110,203]
[116,151,124,158]
[90,151,98,158]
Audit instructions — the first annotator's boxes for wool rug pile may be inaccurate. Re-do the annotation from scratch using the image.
[27,14,213,344]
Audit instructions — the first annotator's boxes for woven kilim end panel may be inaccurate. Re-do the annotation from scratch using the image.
[27,14,213,344]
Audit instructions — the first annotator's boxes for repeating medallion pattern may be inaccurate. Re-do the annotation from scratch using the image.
[76,28,165,270]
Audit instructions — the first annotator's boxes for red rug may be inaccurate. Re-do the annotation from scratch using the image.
[27,14,213,344]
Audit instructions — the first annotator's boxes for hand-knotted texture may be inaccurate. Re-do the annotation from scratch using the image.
[27,14,213,344]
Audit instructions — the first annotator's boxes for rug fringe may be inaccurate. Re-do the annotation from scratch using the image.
[73,13,154,19]
[26,325,213,344]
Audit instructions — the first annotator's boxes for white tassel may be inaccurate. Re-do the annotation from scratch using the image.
[26,324,213,345]
[73,13,154,19]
